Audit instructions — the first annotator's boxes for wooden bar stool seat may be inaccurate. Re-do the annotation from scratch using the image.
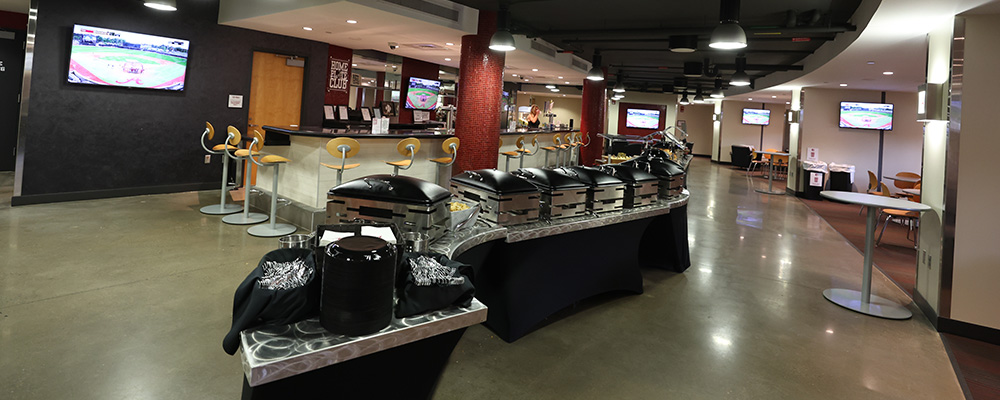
[245,129,297,237]
[517,135,539,169]
[501,136,524,171]
[541,133,562,167]
[429,137,459,185]
[199,121,243,215]
[321,138,361,186]
[222,126,269,225]
[386,138,420,176]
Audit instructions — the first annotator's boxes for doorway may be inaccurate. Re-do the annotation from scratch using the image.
[0,30,26,172]
[244,51,304,185]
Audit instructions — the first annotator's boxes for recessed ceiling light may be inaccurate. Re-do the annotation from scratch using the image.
[302,27,313,31]
[551,88,560,92]
[866,61,875,65]
[444,58,451,61]
[883,71,894,75]
[346,20,358,24]
[748,98,753,100]
[545,84,556,89]
[524,79,530,82]
[771,95,777,98]
[565,81,570,84]
[785,101,790,104]
[839,83,848,86]
[352,63,357,67]
[446,42,454,46]
[532,68,539,72]
[512,74,518,77]
[558,76,563,79]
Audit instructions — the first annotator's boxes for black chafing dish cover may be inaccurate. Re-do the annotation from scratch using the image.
[554,166,624,187]
[512,168,588,191]
[450,169,538,195]
[621,156,684,178]
[598,164,659,184]
[328,174,450,206]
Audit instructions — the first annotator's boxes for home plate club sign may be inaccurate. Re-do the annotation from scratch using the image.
[328,57,350,92]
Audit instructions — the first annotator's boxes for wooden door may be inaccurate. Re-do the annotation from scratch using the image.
[246,51,304,184]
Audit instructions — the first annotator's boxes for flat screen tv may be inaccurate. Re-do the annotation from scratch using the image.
[404,77,440,110]
[68,24,189,91]
[839,101,894,130]
[625,108,660,129]
[742,109,770,126]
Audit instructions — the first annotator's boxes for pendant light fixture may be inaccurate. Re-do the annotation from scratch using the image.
[729,55,751,86]
[669,35,698,53]
[693,86,706,103]
[144,0,177,11]
[587,52,605,81]
[679,92,691,105]
[709,0,747,50]
[489,8,516,52]
[711,77,725,98]
[683,62,703,78]
[613,73,626,93]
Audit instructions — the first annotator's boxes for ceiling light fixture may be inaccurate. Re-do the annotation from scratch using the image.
[532,68,539,72]
[558,76,564,79]
[729,55,751,86]
[551,88,560,92]
[711,77,725,98]
[545,84,556,89]
[693,86,706,103]
[488,8,516,52]
[346,20,358,24]
[587,52,605,81]
[302,27,313,31]
[669,35,698,53]
[684,62,703,78]
[613,73,626,93]
[446,42,454,46]
[883,71,894,75]
[444,58,451,61]
[679,92,691,105]
[144,0,176,11]
[674,77,688,90]
[709,0,747,50]
[839,83,848,86]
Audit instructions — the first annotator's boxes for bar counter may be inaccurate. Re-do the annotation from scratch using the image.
[260,125,457,209]
[496,128,581,170]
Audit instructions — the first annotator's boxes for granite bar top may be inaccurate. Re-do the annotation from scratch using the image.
[263,125,455,139]
[500,128,579,136]
[241,298,488,387]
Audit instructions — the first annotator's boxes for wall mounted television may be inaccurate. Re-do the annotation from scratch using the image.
[67,24,189,91]
[741,108,770,126]
[839,101,894,130]
[625,108,661,129]
[404,77,440,110]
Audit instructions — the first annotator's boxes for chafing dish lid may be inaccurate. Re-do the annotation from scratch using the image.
[554,166,624,187]
[450,169,539,195]
[329,174,450,205]
[621,157,684,177]
[597,164,658,183]
[512,168,588,191]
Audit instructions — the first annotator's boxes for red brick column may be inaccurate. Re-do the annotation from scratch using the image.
[580,70,607,166]
[455,11,504,174]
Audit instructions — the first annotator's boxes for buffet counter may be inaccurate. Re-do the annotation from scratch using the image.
[260,125,457,209]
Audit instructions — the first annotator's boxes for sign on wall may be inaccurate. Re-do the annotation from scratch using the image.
[328,57,350,92]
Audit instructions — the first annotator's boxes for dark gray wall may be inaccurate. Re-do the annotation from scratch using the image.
[16,0,326,201]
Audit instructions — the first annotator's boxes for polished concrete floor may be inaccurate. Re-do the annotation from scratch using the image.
[0,159,964,399]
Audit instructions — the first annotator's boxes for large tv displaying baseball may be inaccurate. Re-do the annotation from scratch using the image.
[67,25,189,91]
[742,108,770,126]
[625,108,660,129]
[839,101,893,130]
[404,77,440,110]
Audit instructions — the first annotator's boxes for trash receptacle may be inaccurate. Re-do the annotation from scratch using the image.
[828,163,855,192]
[801,160,829,200]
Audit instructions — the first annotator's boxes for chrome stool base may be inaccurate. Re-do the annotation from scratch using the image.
[200,203,243,215]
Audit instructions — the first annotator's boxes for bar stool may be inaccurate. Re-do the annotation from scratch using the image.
[565,132,581,166]
[245,129,297,237]
[541,133,562,167]
[321,138,361,186]
[500,136,524,171]
[517,135,539,169]
[385,137,420,176]
[429,137,459,185]
[222,126,269,225]
[199,121,243,215]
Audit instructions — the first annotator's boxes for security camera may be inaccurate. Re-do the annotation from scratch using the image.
[388,42,399,50]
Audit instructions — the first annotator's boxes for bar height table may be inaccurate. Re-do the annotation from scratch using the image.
[755,150,790,195]
[819,191,931,319]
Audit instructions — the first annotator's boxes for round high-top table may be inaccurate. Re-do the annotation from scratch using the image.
[755,150,790,195]
[884,175,921,183]
[819,191,931,319]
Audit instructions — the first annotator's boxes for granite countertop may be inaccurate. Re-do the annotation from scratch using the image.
[263,125,455,139]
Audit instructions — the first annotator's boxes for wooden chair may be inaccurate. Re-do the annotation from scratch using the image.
[746,148,767,177]
[245,129,297,237]
[222,126,269,225]
[890,172,921,198]
[385,137,420,176]
[198,121,243,215]
[771,153,790,180]
[429,137,459,185]
[517,135,539,169]
[501,135,525,171]
[877,185,921,246]
[321,138,361,186]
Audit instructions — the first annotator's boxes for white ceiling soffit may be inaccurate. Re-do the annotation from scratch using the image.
[737,0,1000,100]
[219,0,478,69]
[503,35,590,86]
[0,0,27,14]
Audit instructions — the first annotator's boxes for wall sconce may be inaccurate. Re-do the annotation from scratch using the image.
[917,83,947,122]
[787,110,800,124]
[712,113,721,122]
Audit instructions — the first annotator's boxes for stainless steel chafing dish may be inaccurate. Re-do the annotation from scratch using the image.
[449,169,540,226]
[596,164,659,208]
[554,166,626,214]
[512,168,588,220]
[327,175,451,241]
[620,153,686,199]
